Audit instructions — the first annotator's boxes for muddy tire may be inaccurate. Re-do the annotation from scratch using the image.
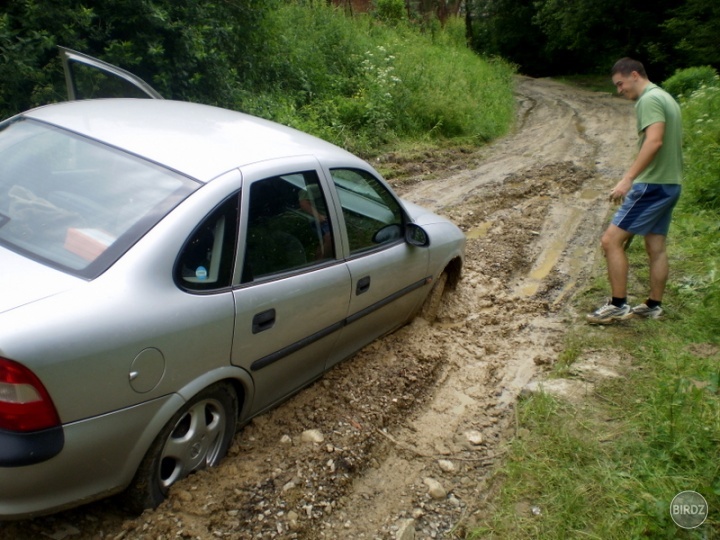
[419,272,448,322]
[123,382,238,513]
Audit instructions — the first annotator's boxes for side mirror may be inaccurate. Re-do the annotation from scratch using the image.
[405,223,430,247]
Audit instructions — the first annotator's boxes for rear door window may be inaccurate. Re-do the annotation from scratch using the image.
[241,171,335,283]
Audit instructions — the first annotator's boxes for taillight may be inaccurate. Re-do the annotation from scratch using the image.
[0,358,61,432]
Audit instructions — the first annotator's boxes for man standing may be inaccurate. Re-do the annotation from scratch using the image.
[587,57,683,324]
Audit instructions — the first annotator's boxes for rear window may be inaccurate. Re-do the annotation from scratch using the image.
[0,119,197,278]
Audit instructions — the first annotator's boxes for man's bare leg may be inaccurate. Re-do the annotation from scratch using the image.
[601,224,634,298]
[644,233,669,301]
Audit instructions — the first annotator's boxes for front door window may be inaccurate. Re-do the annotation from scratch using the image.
[330,168,404,255]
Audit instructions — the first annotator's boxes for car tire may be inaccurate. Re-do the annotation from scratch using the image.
[123,382,238,513]
[419,271,448,322]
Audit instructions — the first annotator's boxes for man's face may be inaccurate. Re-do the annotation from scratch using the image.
[612,72,642,100]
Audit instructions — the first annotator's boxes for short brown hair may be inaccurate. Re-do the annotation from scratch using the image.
[611,57,647,78]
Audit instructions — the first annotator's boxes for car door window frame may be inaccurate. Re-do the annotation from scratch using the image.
[59,46,163,101]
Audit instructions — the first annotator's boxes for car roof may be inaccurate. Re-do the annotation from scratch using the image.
[22,99,361,182]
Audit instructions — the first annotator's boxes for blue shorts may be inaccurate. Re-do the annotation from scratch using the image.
[612,183,681,236]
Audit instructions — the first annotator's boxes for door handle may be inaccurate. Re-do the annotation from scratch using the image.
[252,308,276,334]
[356,276,371,295]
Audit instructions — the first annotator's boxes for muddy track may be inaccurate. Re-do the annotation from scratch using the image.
[2,78,637,540]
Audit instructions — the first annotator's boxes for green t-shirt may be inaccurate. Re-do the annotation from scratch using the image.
[634,83,683,185]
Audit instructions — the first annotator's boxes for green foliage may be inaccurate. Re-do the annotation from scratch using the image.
[1,1,515,157]
[372,0,407,25]
[236,4,515,154]
[0,0,278,119]
[533,0,603,53]
[0,5,85,116]
[390,37,514,142]
[467,0,548,76]
[241,3,367,101]
[429,15,468,49]
[467,0,720,78]
[663,0,720,69]
[675,74,720,209]
[663,66,719,100]
[476,289,720,536]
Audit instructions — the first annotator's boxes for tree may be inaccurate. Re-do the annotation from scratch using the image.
[467,0,709,78]
[663,0,720,70]
[467,0,550,75]
[0,0,278,119]
[531,0,642,73]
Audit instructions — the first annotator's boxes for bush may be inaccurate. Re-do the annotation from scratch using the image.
[373,0,406,25]
[2,2,516,157]
[662,66,719,100]
[0,0,279,119]
[679,79,720,210]
[238,5,515,154]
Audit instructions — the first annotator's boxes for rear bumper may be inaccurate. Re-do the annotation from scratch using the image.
[0,393,179,520]
[0,426,64,467]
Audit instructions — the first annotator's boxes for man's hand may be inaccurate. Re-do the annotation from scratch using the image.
[610,121,665,204]
[609,177,633,203]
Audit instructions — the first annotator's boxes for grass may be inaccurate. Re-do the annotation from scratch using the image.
[473,292,720,537]
[232,5,516,155]
[469,76,720,538]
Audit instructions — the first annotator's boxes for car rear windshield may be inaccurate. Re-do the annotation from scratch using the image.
[0,119,198,278]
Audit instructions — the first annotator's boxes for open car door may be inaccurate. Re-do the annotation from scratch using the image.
[59,46,163,100]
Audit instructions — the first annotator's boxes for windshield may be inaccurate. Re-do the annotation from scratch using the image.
[0,119,198,278]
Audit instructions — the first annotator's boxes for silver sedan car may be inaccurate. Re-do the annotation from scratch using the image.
[0,51,464,519]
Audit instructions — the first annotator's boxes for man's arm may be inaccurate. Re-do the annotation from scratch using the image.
[609,122,665,202]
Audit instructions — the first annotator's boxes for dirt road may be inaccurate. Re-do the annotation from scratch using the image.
[3,77,637,540]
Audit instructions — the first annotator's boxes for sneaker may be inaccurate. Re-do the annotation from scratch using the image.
[630,303,663,319]
[586,301,631,324]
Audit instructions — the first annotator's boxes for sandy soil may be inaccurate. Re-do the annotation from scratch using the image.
[2,77,637,540]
